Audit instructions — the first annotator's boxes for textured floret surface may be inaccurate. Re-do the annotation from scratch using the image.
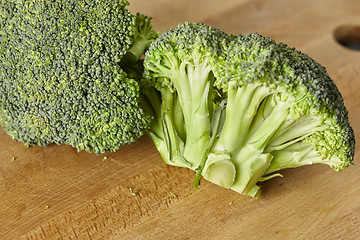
[0,0,150,153]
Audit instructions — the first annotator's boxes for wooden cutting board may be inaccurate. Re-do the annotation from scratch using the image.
[1,0,360,239]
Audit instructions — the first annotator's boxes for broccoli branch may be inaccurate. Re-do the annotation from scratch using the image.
[205,82,335,197]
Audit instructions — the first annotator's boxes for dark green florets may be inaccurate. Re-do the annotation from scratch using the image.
[0,0,154,153]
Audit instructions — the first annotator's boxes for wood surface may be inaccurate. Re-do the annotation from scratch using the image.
[1,0,360,239]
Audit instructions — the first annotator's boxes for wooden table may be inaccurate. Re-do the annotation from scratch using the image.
[1,0,360,239]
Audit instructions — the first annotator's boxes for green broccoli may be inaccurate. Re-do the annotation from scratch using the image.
[143,22,229,169]
[143,23,355,198]
[0,0,157,153]
[207,33,355,198]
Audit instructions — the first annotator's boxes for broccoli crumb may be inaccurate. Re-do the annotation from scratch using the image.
[129,188,137,197]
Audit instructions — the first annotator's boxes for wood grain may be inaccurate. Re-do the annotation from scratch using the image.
[1,0,360,239]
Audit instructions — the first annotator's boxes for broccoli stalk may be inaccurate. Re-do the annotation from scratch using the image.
[206,84,329,197]
[145,56,214,169]
[207,83,279,197]
[122,14,159,64]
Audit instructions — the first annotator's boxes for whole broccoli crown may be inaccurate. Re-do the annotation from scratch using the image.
[144,22,229,90]
[0,0,150,153]
[217,33,354,167]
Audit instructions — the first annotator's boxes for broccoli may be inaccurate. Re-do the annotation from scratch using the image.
[143,23,355,198]
[143,22,229,169]
[0,2,354,199]
[0,0,158,153]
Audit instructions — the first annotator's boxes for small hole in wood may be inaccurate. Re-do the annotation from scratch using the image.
[334,25,360,51]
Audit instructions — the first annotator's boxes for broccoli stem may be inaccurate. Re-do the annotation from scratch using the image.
[172,91,186,142]
[205,84,286,196]
[140,87,186,167]
[194,100,227,189]
[140,88,167,159]
[127,39,150,62]
[121,39,150,64]
[264,141,343,175]
[206,83,334,197]
[160,89,190,167]
[229,100,290,196]
[213,82,272,154]
[264,142,319,174]
[147,58,216,170]
[265,116,327,152]
[140,88,162,132]
[171,59,214,170]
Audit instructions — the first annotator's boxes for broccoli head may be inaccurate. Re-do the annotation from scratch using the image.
[0,0,157,153]
[143,23,355,198]
[207,33,355,197]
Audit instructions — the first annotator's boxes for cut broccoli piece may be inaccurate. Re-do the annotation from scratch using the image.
[143,23,355,198]
[208,33,355,198]
[0,0,157,154]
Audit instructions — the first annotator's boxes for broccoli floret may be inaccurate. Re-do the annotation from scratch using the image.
[207,33,355,198]
[0,0,157,154]
[143,23,355,198]
[121,13,159,65]
[143,22,229,169]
